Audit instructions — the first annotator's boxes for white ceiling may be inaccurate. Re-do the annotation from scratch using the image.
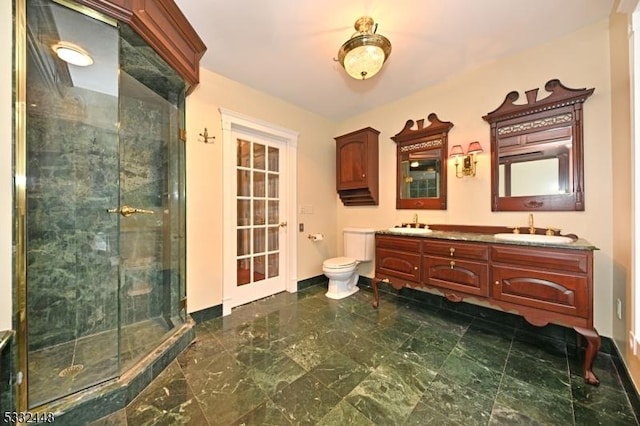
[174,0,615,121]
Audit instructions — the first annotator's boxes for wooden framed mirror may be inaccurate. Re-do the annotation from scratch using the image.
[483,79,594,211]
[392,114,453,209]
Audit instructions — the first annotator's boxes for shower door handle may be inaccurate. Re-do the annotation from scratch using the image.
[107,205,154,217]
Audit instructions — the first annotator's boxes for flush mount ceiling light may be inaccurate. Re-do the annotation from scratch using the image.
[337,16,391,80]
[52,42,93,67]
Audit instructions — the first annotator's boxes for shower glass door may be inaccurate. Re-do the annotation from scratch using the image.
[25,0,121,407]
[22,0,187,408]
[116,24,187,372]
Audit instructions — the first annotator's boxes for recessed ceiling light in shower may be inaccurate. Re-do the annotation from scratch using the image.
[52,42,94,67]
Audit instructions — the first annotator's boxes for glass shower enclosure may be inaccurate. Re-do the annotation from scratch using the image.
[18,0,187,408]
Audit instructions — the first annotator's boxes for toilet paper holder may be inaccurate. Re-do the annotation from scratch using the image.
[308,233,324,241]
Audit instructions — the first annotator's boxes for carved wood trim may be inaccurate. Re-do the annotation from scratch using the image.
[391,113,454,143]
[75,0,207,92]
[482,79,594,123]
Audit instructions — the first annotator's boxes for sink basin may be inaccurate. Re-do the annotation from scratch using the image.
[388,227,433,235]
[493,233,573,244]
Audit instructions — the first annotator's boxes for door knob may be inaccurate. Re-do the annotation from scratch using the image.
[107,205,154,217]
[279,222,287,228]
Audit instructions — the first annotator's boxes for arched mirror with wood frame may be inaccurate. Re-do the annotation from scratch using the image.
[483,79,594,211]
[392,113,453,210]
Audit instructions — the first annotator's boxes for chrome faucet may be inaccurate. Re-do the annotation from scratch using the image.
[528,213,535,234]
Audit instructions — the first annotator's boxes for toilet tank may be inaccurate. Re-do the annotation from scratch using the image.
[343,227,375,262]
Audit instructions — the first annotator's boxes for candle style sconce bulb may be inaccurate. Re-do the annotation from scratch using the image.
[450,141,483,178]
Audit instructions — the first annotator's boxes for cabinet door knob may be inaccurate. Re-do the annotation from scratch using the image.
[494,280,500,285]
[414,266,418,270]
[449,248,455,256]
[450,261,455,269]
[362,174,366,178]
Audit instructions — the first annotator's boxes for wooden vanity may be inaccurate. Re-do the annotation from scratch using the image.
[372,225,600,385]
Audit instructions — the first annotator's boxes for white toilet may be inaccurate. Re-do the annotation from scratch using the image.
[323,227,375,299]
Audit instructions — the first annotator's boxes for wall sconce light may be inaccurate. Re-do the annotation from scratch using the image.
[450,141,483,178]
[336,16,392,80]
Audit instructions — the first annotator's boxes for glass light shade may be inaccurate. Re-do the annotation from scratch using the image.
[343,42,386,80]
[449,145,464,157]
[53,43,93,66]
[337,18,391,80]
[467,141,483,154]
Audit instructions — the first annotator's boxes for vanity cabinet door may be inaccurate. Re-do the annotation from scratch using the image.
[491,266,588,318]
[377,248,421,283]
[423,256,488,297]
[375,235,421,284]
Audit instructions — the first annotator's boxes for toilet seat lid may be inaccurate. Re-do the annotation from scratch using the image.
[324,257,356,268]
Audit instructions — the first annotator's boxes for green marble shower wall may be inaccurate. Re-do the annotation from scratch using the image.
[26,86,120,351]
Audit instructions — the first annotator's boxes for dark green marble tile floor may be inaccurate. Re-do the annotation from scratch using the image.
[90,285,639,425]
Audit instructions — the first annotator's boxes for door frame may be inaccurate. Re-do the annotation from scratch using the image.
[219,108,298,316]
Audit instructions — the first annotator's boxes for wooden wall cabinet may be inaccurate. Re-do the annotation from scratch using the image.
[372,231,599,386]
[335,127,379,206]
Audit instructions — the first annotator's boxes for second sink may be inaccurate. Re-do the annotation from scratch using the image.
[493,233,574,244]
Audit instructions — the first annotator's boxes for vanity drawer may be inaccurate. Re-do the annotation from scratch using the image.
[423,256,488,297]
[377,235,422,252]
[491,245,589,274]
[423,240,488,261]
[376,248,421,283]
[492,265,588,318]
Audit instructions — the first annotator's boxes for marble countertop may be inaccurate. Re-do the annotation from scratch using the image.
[377,228,598,251]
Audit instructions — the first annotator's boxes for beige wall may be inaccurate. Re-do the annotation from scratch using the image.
[610,9,633,364]
[336,19,616,336]
[185,68,337,313]
[1,0,12,331]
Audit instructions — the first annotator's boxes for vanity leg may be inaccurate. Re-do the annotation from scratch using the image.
[574,326,601,386]
[372,278,380,308]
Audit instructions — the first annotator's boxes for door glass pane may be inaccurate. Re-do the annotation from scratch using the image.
[268,147,279,172]
[237,259,250,285]
[237,229,250,256]
[253,228,265,254]
[268,174,279,198]
[253,200,265,225]
[237,170,250,196]
[254,143,265,170]
[237,200,250,226]
[237,139,250,167]
[268,254,279,278]
[253,255,266,282]
[253,171,265,197]
[268,200,279,225]
[268,227,279,251]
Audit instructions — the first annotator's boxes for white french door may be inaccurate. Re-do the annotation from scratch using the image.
[220,109,298,315]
